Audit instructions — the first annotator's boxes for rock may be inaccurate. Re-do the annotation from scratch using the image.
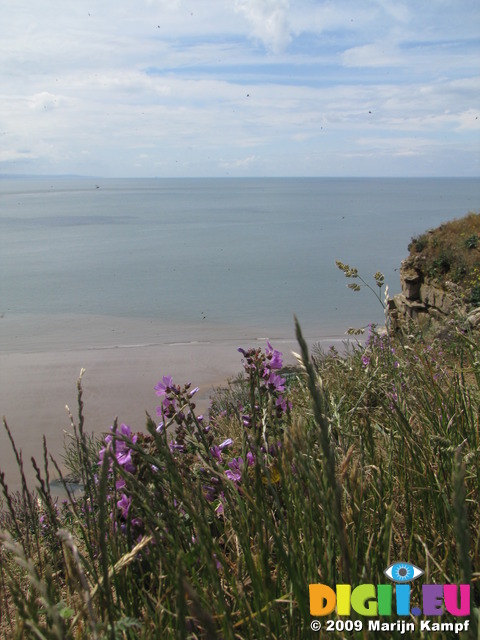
[389,263,467,335]
[419,283,455,315]
[388,294,430,333]
[467,307,480,329]
[400,269,421,301]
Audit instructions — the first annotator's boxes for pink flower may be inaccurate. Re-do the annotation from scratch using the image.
[117,493,132,519]
[154,375,174,397]
[265,371,286,393]
[362,354,371,367]
[266,342,283,369]
[98,424,137,474]
[219,438,233,450]
[275,395,291,413]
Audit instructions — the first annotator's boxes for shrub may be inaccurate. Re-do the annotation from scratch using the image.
[465,233,479,250]
[409,233,428,253]
[469,284,480,306]
[433,249,453,274]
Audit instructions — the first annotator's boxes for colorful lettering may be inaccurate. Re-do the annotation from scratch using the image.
[309,584,336,616]
[444,585,470,616]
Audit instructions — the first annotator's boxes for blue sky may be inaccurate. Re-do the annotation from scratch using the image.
[1,0,479,177]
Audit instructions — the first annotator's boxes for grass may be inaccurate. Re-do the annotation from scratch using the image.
[0,276,479,638]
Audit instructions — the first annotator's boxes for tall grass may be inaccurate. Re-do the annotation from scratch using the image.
[0,319,479,638]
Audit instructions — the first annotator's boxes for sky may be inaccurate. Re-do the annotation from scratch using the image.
[1,0,479,177]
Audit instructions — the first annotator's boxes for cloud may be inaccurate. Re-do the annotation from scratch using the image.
[351,136,434,158]
[342,42,402,68]
[220,155,259,169]
[456,109,480,131]
[374,0,410,23]
[29,92,63,111]
[234,0,292,53]
[0,148,36,163]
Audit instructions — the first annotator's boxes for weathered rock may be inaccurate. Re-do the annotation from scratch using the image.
[467,307,480,329]
[419,283,455,315]
[400,269,421,301]
[388,293,431,333]
[389,257,469,334]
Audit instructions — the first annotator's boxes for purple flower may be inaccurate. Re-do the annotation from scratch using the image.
[157,395,176,417]
[119,424,134,438]
[242,414,252,427]
[362,354,371,368]
[275,395,291,413]
[266,342,283,369]
[116,448,136,474]
[117,493,132,519]
[225,457,244,484]
[131,517,143,530]
[169,440,185,453]
[225,452,255,486]
[265,371,286,393]
[99,424,137,474]
[203,479,220,502]
[210,438,233,462]
[98,434,113,465]
[155,375,174,397]
[210,446,223,462]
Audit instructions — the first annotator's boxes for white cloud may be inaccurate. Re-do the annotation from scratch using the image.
[220,155,259,169]
[29,92,64,111]
[342,42,402,68]
[234,0,292,53]
[456,109,480,131]
[352,136,434,157]
[374,0,410,24]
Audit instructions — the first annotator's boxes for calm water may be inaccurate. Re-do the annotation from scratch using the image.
[1,177,479,342]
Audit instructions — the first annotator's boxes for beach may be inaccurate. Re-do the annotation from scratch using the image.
[0,313,343,492]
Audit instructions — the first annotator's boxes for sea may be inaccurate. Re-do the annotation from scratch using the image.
[1,177,479,348]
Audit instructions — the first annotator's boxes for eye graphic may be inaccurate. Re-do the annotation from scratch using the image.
[384,562,424,583]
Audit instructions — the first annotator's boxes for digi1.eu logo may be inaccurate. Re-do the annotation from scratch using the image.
[309,561,471,635]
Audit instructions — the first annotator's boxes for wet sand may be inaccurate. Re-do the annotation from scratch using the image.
[0,314,346,492]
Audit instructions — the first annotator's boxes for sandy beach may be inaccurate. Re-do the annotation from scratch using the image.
[0,313,345,492]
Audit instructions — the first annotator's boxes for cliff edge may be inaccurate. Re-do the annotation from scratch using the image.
[389,212,480,334]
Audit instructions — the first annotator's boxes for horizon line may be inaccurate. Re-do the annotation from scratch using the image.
[1,173,478,181]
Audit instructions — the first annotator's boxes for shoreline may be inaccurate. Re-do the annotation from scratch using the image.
[0,313,349,492]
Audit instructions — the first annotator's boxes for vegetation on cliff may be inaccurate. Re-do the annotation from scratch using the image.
[408,212,480,305]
